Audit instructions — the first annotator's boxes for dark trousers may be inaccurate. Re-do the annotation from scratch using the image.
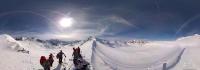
[42,61,50,70]
[73,59,78,66]
[59,58,62,64]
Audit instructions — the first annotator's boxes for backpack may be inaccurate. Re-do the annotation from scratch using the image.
[56,53,61,59]
[40,56,47,65]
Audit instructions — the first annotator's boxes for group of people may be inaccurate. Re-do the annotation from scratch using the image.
[39,47,87,70]
[40,50,66,70]
[72,47,90,70]
[72,47,82,66]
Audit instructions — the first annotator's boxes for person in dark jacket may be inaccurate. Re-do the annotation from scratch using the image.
[56,50,66,64]
[72,48,79,66]
[77,47,80,54]
[72,47,83,66]
[48,53,54,67]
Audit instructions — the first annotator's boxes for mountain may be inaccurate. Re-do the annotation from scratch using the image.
[176,34,200,47]
[15,36,85,48]
[96,37,148,47]
[0,34,199,70]
[0,34,26,51]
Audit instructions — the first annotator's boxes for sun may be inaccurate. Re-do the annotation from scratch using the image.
[59,17,74,28]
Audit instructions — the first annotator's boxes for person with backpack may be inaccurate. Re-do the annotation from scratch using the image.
[56,50,66,64]
[72,47,89,69]
[73,47,82,59]
[40,56,50,70]
[48,53,54,67]
[77,47,82,58]
[40,56,46,66]
[77,47,80,54]
[72,48,79,66]
[72,47,83,66]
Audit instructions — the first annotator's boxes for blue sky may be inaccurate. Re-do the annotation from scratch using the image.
[0,0,200,40]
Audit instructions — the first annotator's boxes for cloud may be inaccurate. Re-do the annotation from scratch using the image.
[96,25,115,36]
[109,15,137,28]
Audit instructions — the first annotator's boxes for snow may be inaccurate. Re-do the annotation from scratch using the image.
[0,34,23,50]
[172,34,200,70]
[91,40,184,70]
[0,34,199,70]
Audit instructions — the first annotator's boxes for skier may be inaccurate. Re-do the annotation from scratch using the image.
[72,47,89,70]
[77,47,82,58]
[40,56,51,70]
[56,50,66,64]
[40,56,46,66]
[48,53,54,67]
[72,47,83,66]
[77,47,80,54]
[72,48,79,66]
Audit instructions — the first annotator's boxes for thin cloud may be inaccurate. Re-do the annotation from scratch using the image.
[97,25,115,36]
[109,15,137,28]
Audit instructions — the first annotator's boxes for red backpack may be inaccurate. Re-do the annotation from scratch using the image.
[40,56,47,65]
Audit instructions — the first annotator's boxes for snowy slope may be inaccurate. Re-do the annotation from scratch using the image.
[172,34,200,70]
[0,34,77,70]
[0,34,25,51]
[0,34,31,70]
[0,34,199,70]
[91,40,184,70]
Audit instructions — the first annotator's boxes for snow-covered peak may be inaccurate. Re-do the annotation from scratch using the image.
[0,34,16,43]
[95,37,148,47]
[0,34,28,52]
[176,34,200,41]
[176,34,200,47]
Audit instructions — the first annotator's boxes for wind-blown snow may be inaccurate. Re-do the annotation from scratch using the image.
[0,34,199,70]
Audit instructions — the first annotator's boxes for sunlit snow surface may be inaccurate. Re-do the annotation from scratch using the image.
[0,34,199,70]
